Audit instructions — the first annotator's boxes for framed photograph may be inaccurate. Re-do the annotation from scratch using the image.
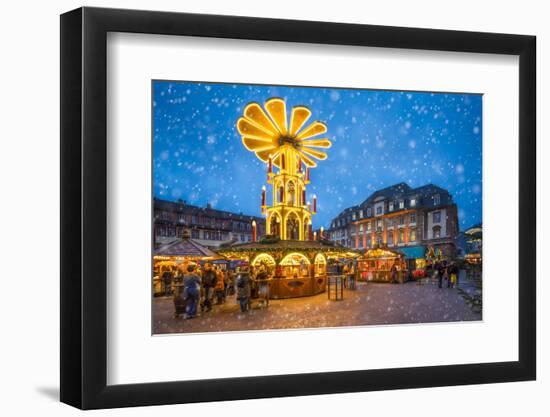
[60,7,536,409]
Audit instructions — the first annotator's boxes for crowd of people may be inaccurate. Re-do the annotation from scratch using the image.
[432,261,460,289]
[166,262,271,319]
[159,259,463,320]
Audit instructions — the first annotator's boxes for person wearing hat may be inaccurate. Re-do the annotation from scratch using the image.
[183,263,201,319]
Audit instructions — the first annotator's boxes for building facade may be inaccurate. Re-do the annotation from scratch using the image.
[327,183,459,259]
[154,198,266,248]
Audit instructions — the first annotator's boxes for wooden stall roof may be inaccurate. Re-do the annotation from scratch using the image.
[154,238,222,259]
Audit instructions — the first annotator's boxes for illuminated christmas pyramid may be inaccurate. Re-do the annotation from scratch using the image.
[237,98,331,241]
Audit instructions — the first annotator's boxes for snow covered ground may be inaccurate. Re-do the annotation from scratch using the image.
[153,281,481,335]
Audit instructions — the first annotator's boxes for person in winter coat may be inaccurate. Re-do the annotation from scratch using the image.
[214,267,226,304]
[162,269,173,296]
[255,266,270,308]
[172,266,186,318]
[390,264,398,284]
[226,270,235,296]
[436,262,444,288]
[449,263,459,288]
[201,264,217,312]
[183,263,201,319]
[236,268,252,312]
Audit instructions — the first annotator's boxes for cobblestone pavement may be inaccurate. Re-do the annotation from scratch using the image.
[153,281,482,335]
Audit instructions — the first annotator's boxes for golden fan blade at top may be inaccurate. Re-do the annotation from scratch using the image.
[298,152,317,168]
[237,98,331,167]
[243,102,279,135]
[300,147,328,160]
[288,106,311,138]
[301,138,332,148]
[242,137,277,153]
[237,118,277,141]
[256,149,277,163]
[295,121,327,140]
[265,98,288,136]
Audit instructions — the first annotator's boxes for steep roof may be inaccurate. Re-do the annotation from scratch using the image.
[154,237,222,259]
[330,182,453,223]
[154,197,264,222]
[360,182,412,205]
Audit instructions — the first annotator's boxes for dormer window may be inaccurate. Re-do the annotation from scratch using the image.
[434,194,441,205]
[410,198,416,207]
[367,207,372,217]
[389,202,394,211]
[399,200,405,209]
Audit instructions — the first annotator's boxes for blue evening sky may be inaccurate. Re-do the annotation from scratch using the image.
[153,81,482,230]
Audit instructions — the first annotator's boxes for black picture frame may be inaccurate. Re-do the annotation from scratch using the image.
[60,6,536,410]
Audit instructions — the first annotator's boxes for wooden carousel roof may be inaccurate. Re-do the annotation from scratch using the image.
[154,238,222,259]
[217,238,359,258]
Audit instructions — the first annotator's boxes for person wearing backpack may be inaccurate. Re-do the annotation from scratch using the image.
[183,263,201,319]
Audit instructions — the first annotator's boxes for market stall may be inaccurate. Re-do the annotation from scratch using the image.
[153,234,224,296]
[357,247,406,283]
[217,239,359,299]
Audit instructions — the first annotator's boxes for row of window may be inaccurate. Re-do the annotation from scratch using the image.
[352,228,418,249]
[332,194,442,227]
[332,214,445,245]
[346,224,444,249]
[155,210,261,232]
[156,226,253,242]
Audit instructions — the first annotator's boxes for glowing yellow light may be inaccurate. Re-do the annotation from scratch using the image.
[314,253,327,264]
[238,98,332,242]
[251,253,276,266]
[280,252,311,266]
[237,98,332,168]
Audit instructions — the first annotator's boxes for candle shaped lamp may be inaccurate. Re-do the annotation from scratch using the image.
[313,194,317,213]
[308,219,313,241]
[307,201,311,212]
[320,226,324,239]
[302,189,306,206]
[252,220,257,242]
[261,185,266,213]
[305,167,310,183]
[267,155,273,181]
